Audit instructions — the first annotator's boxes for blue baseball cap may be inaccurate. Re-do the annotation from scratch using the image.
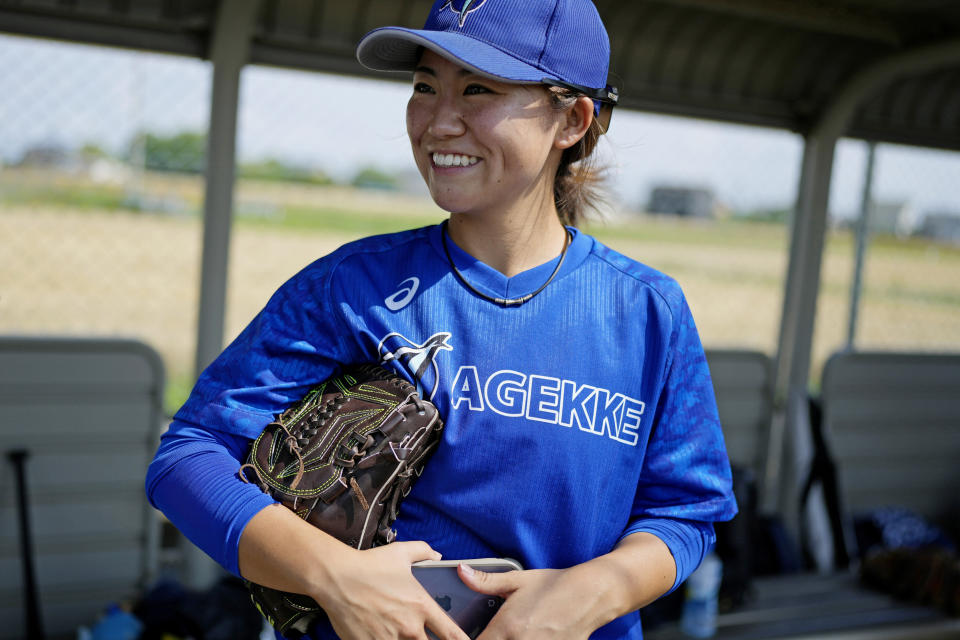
[356,0,618,116]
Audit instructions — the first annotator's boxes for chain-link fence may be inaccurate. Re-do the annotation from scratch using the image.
[593,113,799,360]
[2,33,958,413]
[0,35,212,409]
[814,140,960,385]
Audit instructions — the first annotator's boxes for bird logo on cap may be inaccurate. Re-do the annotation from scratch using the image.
[441,0,488,28]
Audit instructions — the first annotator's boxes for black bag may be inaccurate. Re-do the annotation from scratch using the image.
[715,465,757,609]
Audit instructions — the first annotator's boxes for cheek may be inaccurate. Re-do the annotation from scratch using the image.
[406,101,429,173]
[406,99,426,144]
[476,103,558,171]
[495,124,554,173]
[405,103,416,137]
[469,112,524,165]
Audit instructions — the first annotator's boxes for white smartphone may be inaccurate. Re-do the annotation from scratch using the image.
[412,558,523,639]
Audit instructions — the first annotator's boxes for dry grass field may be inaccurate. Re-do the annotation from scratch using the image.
[2,170,958,411]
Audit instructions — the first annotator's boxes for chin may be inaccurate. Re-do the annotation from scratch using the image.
[427,188,481,216]
[431,200,469,216]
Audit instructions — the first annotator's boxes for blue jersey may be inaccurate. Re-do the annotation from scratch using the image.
[147,224,736,639]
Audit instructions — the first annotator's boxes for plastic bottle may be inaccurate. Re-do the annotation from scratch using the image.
[680,552,722,638]
[87,604,143,640]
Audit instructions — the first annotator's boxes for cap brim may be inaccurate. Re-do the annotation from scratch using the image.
[357,27,557,85]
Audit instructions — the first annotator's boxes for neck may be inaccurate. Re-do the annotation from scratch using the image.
[446,190,568,278]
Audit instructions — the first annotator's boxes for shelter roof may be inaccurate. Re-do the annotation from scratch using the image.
[1,0,958,149]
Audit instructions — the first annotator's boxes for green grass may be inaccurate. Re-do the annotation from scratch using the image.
[236,204,444,236]
[165,374,196,418]
[0,182,132,210]
[585,215,789,251]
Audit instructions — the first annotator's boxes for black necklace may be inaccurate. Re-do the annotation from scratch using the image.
[441,221,573,306]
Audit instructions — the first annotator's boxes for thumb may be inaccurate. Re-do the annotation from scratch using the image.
[458,564,521,597]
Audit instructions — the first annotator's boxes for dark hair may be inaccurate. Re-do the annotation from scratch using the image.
[548,88,608,228]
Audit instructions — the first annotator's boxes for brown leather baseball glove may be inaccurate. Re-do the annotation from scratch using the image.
[238,363,444,637]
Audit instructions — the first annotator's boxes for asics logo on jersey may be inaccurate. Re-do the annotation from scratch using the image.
[441,0,488,28]
[377,331,452,401]
[385,277,420,311]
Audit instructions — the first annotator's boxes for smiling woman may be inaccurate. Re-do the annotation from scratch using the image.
[144,1,737,639]
[405,50,597,274]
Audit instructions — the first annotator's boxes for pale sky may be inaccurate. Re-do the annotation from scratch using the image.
[1,33,958,219]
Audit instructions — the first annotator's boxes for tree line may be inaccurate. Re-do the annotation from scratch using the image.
[20,130,399,190]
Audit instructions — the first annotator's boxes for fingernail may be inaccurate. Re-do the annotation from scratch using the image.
[460,563,475,576]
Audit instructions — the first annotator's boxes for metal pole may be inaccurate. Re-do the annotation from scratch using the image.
[187,0,260,590]
[195,0,259,379]
[768,39,960,523]
[846,141,876,350]
[767,131,837,524]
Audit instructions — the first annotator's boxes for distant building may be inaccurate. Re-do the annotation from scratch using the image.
[916,212,960,246]
[86,156,131,184]
[16,144,131,184]
[647,185,715,218]
[869,201,918,237]
[18,144,79,170]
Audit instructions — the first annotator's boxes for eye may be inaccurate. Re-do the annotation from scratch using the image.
[413,82,435,94]
[464,84,492,95]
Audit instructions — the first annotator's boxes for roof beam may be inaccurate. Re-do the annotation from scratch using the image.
[0,7,205,56]
[811,38,960,143]
[647,0,902,45]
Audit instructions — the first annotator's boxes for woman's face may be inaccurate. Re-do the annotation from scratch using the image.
[406,50,567,217]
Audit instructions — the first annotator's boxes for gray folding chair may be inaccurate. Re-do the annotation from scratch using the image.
[0,337,165,639]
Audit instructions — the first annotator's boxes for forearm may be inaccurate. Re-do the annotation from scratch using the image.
[237,501,357,602]
[464,531,678,639]
[240,504,470,640]
[568,532,677,630]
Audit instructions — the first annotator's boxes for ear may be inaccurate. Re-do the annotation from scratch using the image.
[555,96,595,151]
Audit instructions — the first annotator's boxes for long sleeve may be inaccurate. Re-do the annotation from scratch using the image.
[173,250,362,441]
[622,518,714,593]
[622,295,737,592]
[145,420,277,576]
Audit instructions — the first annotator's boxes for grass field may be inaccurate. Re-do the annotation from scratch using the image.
[2,169,958,413]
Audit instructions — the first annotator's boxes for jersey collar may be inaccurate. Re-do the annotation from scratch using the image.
[427,222,593,303]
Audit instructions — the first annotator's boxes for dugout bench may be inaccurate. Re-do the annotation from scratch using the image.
[0,337,165,640]
[648,349,960,639]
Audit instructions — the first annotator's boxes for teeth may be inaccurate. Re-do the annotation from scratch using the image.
[432,153,479,167]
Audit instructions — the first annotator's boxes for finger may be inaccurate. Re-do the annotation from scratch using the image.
[425,601,471,640]
[458,564,521,597]
[395,540,443,563]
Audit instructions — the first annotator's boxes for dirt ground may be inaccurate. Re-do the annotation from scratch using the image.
[2,198,958,410]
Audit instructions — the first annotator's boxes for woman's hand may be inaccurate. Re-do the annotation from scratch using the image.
[318,541,471,640]
[459,533,677,640]
[240,504,469,640]
[459,564,604,640]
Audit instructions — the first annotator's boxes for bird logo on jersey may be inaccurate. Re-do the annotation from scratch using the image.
[441,0,488,28]
[377,331,452,401]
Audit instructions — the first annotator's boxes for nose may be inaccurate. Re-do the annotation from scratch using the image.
[427,94,466,138]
